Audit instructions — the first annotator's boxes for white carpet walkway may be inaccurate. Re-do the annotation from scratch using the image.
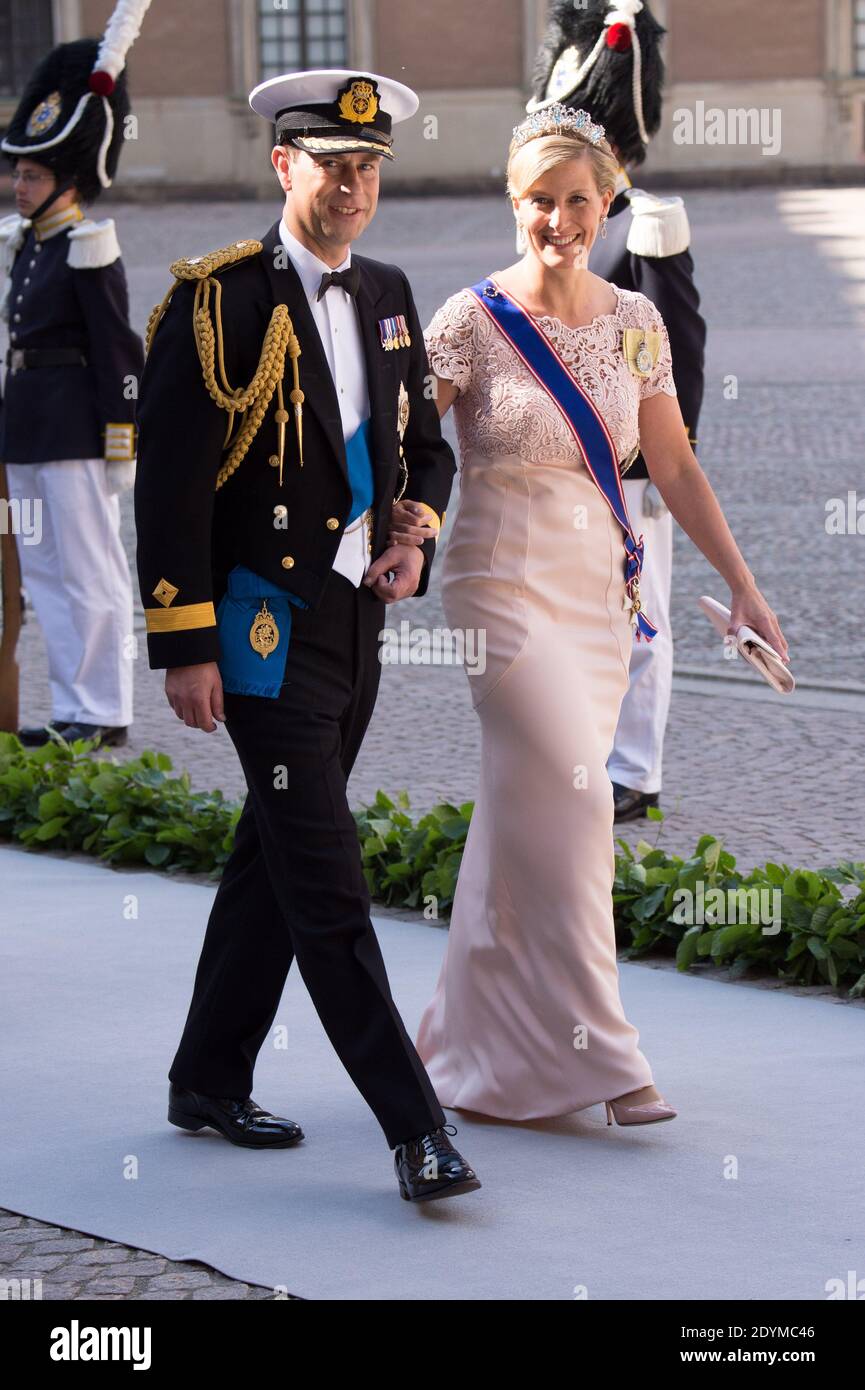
[1,845,861,1301]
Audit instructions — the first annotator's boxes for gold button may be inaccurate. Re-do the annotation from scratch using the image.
[326,517,339,530]
[281,556,295,569]
[268,454,279,468]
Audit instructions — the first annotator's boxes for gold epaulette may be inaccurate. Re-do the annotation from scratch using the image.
[168,238,263,282]
[145,239,304,490]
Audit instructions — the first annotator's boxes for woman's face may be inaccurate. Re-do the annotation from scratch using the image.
[513,151,612,270]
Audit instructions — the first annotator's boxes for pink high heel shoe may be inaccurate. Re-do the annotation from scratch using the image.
[604,1095,677,1126]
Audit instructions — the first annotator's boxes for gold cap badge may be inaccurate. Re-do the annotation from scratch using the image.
[338,79,378,125]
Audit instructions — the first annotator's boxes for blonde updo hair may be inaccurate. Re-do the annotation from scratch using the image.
[506,131,618,204]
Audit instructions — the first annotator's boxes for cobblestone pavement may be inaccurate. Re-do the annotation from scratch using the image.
[0,1212,289,1299]
[4,188,864,1299]
[11,187,865,864]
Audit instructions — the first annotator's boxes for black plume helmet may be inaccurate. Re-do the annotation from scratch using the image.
[2,39,129,203]
[1,0,152,206]
[529,0,666,166]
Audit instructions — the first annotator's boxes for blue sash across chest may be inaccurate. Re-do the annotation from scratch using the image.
[345,416,374,525]
[468,278,658,643]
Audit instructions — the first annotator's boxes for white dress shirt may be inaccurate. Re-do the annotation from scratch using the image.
[277,220,372,586]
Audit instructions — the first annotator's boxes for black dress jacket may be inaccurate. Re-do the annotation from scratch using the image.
[134,222,456,669]
[589,191,707,480]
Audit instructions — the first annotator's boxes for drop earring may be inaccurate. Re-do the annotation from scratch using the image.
[515,220,528,254]
[600,215,608,239]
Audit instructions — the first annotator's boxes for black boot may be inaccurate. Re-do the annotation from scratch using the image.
[17,722,69,747]
[612,782,660,822]
[59,722,128,747]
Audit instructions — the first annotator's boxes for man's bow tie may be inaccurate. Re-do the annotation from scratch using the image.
[316,264,360,301]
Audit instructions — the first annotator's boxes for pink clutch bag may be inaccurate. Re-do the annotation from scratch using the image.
[698,595,795,695]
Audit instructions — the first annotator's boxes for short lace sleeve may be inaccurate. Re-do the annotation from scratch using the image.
[630,293,677,402]
[423,289,476,396]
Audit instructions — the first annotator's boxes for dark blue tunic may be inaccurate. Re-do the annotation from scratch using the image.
[1,222,143,464]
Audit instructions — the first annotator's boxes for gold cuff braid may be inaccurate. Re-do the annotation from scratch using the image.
[144,600,216,633]
[145,240,304,491]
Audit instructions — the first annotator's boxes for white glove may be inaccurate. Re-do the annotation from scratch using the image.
[642,481,668,518]
[105,458,137,496]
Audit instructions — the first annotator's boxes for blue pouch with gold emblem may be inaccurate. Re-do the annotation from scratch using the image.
[216,565,309,698]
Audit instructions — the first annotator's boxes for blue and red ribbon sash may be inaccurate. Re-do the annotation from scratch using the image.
[468,278,657,642]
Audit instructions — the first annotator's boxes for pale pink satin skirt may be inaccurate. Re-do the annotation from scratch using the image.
[415,451,655,1120]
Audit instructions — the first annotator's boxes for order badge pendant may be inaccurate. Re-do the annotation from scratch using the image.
[249,598,280,659]
[394,381,410,500]
[397,381,410,440]
[624,581,642,629]
[635,337,654,375]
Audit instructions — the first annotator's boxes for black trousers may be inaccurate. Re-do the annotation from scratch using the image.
[168,570,446,1148]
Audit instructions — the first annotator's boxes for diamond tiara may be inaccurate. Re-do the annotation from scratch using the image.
[511,103,607,151]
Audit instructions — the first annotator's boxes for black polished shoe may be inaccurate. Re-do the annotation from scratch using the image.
[167,1083,304,1148]
[394,1124,481,1202]
[612,782,660,823]
[59,722,128,747]
[17,723,64,747]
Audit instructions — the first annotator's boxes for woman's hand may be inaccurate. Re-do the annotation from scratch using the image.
[729,583,790,663]
[388,499,440,547]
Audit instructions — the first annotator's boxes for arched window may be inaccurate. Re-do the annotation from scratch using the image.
[0,0,53,98]
[259,0,347,80]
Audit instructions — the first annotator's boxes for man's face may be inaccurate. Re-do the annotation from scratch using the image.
[273,147,381,260]
[12,158,57,217]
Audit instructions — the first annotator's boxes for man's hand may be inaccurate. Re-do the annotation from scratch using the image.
[362,543,424,602]
[165,661,225,732]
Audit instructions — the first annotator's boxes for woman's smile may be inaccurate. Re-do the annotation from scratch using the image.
[541,230,581,247]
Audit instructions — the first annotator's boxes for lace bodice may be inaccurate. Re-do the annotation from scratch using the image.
[424,282,677,470]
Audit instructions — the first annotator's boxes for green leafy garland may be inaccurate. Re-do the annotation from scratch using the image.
[2,733,863,996]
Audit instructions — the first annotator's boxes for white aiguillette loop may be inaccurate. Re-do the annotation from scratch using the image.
[698,595,795,695]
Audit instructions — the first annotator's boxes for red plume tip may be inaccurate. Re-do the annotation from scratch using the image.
[89,70,115,96]
[606,23,633,53]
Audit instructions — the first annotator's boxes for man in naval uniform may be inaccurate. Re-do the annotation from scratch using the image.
[531,0,707,821]
[0,31,145,748]
[134,69,479,1203]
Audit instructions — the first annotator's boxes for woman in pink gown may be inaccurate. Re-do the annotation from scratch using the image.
[391,108,789,1126]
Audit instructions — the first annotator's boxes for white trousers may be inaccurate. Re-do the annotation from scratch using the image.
[606,476,673,794]
[5,458,134,727]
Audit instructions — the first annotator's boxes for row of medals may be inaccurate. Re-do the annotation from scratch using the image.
[383,328,411,351]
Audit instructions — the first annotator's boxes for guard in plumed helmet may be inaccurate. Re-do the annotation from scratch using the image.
[0,0,151,747]
[134,68,477,1203]
[531,0,707,822]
